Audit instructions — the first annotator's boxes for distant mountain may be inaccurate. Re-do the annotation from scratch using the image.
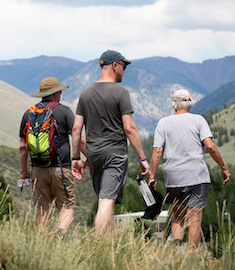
[0,80,35,148]
[191,81,235,114]
[0,80,76,149]
[1,55,235,98]
[0,55,84,97]
[1,54,235,137]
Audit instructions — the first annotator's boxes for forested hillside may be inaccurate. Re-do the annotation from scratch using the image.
[191,81,235,114]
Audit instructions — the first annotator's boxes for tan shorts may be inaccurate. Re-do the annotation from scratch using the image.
[31,167,76,210]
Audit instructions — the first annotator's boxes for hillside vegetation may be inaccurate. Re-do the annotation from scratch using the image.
[1,102,235,220]
[192,81,235,114]
[204,102,235,167]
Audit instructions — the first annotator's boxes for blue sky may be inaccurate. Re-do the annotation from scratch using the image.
[0,0,235,63]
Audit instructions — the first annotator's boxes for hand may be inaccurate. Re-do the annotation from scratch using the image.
[140,160,150,178]
[21,171,30,180]
[148,178,157,190]
[71,160,84,180]
[221,168,231,185]
[84,159,89,169]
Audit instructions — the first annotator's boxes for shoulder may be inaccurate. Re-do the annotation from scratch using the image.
[81,82,96,93]
[187,112,203,118]
[158,115,174,123]
[54,103,74,118]
[78,83,96,100]
[113,83,128,92]
[188,113,207,122]
[55,103,73,111]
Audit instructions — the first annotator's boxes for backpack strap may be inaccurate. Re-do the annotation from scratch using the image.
[45,101,60,110]
[45,101,68,198]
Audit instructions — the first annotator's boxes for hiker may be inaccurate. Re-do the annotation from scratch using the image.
[72,50,150,237]
[19,77,86,233]
[148,89,231,248]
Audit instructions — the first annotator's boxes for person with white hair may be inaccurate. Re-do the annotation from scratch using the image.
[148,89,230,248]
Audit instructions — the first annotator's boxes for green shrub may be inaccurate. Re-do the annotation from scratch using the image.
[0,175,14,220]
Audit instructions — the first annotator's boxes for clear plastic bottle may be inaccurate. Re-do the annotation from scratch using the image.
[17,178,31,187]
[136,175,156,206]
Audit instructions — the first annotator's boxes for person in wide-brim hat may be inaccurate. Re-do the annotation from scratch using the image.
[32,77,69,97]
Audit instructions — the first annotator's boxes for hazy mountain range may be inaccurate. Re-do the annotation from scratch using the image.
[1,54,235,148]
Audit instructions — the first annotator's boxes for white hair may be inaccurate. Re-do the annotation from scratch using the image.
[172,100,192,110]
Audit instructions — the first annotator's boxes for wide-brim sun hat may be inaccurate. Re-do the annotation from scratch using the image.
[32,77,69,97]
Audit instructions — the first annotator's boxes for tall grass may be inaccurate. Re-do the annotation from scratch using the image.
[0,199,234,269]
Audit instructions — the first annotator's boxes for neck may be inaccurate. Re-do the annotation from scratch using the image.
[96,67,116,83]
[175,109,189,115]
[42,91,61,102]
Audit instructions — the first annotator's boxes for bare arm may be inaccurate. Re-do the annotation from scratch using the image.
[80,134,87,158]
[148,147,163,187]
[203,137,230,185]
[19,137,30,179]
[122,113,150,177]
[71,114,84,180]
[80,133,89,168]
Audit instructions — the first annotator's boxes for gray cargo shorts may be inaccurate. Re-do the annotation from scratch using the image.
[89,153,128,204]
[166,183,210,208]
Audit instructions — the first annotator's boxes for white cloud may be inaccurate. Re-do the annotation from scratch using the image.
[0,0,234,63]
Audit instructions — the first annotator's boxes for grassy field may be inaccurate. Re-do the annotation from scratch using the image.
[0,200,234,270]
[0,145,97,226]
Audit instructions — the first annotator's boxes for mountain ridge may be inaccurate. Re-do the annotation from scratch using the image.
[1,54,235,140]
[1,54,235,97]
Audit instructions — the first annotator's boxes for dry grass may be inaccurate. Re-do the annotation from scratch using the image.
[0,200,234,270]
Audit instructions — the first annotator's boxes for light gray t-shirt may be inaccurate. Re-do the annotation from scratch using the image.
[153,113,212,188]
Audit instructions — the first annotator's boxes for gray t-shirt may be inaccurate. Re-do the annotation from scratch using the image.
[76,82,134,157]
[153,113,212,188]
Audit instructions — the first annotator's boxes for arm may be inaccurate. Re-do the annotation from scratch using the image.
[19,137,30,179]
[122,113,150,177]
[203,137,230,185]
[148,147,163,188]
[80,134,87,158]
[80,134,89,168]
[71,114,84,180]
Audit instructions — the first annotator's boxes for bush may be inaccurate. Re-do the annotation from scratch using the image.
[0,175,14,220]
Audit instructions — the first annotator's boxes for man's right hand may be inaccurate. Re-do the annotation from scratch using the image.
[71,160,84,180]
[222,168,231,185]
[140,160,151,178]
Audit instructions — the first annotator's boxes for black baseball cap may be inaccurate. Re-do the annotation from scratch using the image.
[99,50,132,66]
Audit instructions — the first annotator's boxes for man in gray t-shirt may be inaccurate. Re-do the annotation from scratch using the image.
[72,50,150,238]
[149,89,230,248]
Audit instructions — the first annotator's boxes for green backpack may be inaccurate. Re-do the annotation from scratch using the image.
[23,101,60,167]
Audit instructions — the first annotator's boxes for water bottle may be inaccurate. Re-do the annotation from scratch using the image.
[17,178,31,188]
[136,175,156,207]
